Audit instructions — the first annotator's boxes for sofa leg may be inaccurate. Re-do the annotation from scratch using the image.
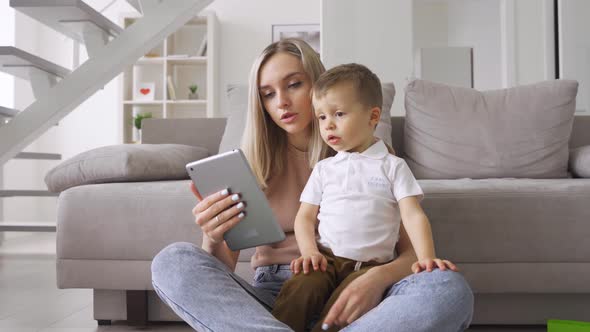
[97,320,111,326]
[126,290,148,326]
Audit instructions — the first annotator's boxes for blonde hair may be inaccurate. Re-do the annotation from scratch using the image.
[241,38,330,189]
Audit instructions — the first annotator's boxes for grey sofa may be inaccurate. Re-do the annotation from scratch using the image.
[55,116,590,327]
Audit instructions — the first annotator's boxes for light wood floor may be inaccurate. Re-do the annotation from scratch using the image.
[0,232,192,332]
[0,232,546,332]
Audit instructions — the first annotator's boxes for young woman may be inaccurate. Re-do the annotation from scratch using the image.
[151,39,474,331]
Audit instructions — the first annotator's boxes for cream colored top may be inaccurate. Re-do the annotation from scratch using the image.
[251,145,312,269]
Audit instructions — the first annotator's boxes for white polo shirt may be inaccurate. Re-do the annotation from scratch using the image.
[300,140,423,263]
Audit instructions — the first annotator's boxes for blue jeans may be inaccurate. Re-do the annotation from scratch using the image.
[151,242,474,332]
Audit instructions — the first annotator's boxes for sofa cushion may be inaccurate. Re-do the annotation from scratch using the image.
[569,145,590,178]
[45,144,208,193]
[57,180,256,263]
[57,177,590,265]
[404,79,579,179]
[420,178,590,263]
[218,82,396,153]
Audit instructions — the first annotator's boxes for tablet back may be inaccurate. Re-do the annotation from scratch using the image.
[186,149,286,250]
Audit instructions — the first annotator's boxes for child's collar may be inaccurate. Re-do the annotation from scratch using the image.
[333,139,389,162]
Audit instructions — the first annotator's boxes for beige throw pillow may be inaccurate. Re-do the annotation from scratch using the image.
[404,79,578,179]
[45,144,209,193]
[569,145,590,178]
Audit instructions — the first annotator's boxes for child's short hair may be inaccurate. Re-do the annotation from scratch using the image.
[312,63,382,109]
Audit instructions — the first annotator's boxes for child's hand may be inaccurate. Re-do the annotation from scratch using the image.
[290,252,328,275]
[411,258,458,274]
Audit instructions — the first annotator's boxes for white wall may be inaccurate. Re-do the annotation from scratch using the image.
[560,0,590,114]
[205,0,320,116]
[321,0,413,115]
[446,0,503,90]
[413,1,449,52]
[0,0,15,111]
[413,0,553,90]
[413,0,504,90]
[0,0,15,224]
[514,0,547,85]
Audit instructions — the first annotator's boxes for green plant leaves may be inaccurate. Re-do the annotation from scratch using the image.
[133,112,153,130]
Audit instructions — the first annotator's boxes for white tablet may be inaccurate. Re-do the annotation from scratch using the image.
[186,149,286,251]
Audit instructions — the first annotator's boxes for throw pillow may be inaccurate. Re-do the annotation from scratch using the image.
[569,145,590,178]
[404,79,579,179]
[376,82,395,147]
[219,84,249,153]
[45,144,209,193]
[218,82,396,153]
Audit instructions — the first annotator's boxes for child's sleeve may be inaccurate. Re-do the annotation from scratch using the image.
[390,159,424,203]
[300,163,323,206]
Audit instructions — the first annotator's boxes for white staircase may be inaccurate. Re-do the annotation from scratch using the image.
[0,0,213,234]
[0,106,19,118]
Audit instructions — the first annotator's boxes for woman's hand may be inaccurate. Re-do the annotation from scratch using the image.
[321,266,390,330]
[411,258,458,274]
[290,251,327,274]
[190,182,245,244]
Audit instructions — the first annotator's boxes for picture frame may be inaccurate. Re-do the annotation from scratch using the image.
[272,24,320,54]
[134,82,155,101]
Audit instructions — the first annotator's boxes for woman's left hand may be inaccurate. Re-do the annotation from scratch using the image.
[321,267,390,330]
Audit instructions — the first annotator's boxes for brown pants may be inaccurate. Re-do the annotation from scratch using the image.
[271,246,384,332]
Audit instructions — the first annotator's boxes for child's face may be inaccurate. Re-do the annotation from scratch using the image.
[312,82,380,153]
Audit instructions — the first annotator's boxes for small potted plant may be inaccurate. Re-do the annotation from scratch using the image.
[133,112,152,143]
[188,84,199,100]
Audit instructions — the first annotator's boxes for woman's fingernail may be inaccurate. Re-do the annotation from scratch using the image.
[231,194,239,201]
[220,189,229,196]
[322,323,329,330]
[236,202,244,209]
[238,212,245,219]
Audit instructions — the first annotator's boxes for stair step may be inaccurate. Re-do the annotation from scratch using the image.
[0,222,56,232]
[0,108,59,126]
[15,152,61,160]
[0,106,19,118]
[126,0,142,13]
[10,0,124,43]
[125,0,160,14]
[0,46,71,80]
[0,190,58,197]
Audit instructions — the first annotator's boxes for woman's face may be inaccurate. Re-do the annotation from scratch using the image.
[258,52,314,137]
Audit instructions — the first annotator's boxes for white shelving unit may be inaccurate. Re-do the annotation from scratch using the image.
[120,11,218,143]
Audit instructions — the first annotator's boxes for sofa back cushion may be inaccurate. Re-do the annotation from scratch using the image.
[218,82,396,153]
[404,79,579,179]
[218,84,249,153]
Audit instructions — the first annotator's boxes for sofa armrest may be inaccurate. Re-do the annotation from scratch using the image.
[142,118,227,155]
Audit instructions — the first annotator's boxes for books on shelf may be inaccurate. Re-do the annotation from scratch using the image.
[197,36,207,56]
[167,75,177,100]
